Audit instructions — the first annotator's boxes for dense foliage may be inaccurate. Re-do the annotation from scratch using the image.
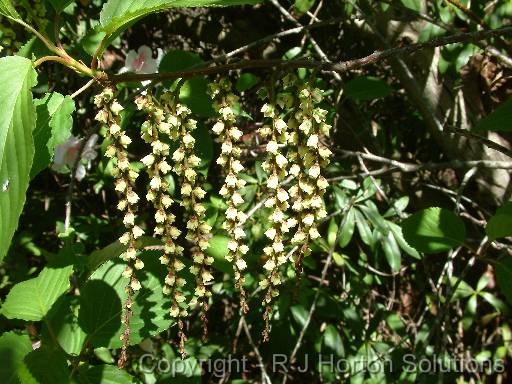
[1,0,512,383]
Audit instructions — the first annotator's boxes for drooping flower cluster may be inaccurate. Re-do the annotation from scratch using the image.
[162,93,213,342]
[286,76,332,274]
[94,87,143,368]
[135,93,188,357]
[258,82,299,341]
[208,78,249,313]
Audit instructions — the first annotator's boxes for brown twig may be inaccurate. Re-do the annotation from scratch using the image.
[109,27,512,84]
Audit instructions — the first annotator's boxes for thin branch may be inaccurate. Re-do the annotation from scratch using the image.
[70,79,96,99]
[241,317,272,384]
[448,127,512,158]
[109,26,512,84]
[336,149,512,172]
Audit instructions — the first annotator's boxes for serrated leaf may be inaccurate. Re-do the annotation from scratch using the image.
[401,207,466,254]
[31,92,75,178]
[1,266,73,321]
[77,365,135,384]
[79,251,183,348]
[0,332,34,384]
[0,0,20,21]
[0,56,37,262]
[388,221,421,259]
[98,0,262,54]
[486,202,512,241]
[24,346,69,383]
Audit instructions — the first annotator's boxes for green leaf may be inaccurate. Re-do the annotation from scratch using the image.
[381,231,401,272]
[77,365,135,384]
[24,346,69,384]
[323,324,344,357]
[339,208,355,248]
[31,92,75,178]
[486,202,512,241]
[401,207,466,253]
[79,250,178,348]
[159,50,215,117]
[0,0,21,21]
[344,76,392,101]
[295,0,316,13]
[205,234,232,274]
[49,0,74,12]
[354,208,373,246]
[236,73,260,92]
[0,332,34,384]
[388,221,421,259]
[42,296,86,356]
[0,56,37,262]
[98,0,262,53]
[474,97,512,132]
[1,266,73,321]
[495,257,512,305]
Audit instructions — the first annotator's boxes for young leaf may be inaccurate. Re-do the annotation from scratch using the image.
[401,207,465,254]
[0,56,37,262]
[1,266,73,321]
[31,92,75,178]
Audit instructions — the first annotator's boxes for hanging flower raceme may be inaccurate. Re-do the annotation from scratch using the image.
[163,93,213,342]
[135,93,188,357]
[94,87,142,368]
[286,77,332,275]
[258,79,297,341]
[208,78,249,314]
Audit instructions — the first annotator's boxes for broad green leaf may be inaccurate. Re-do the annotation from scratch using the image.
[205,234,232,274]
[486,202,512,241]
[42,296,86,356]
[0,332,34,384]
[98,0,262,53]
[159,50,215,117]
[0,56,37,261]
[388,221,421,259]
[79,250,186,348]
[401,207,466,253]
[31,92,75,178]
[381,231,401,272]
[77,365,135,384]
[495,257,512,305]
[0,0,20,21]
[1,265,73,321]
[236,73,260,92]
[474,97,512,132]
[24,346,69,383]
[344,76,392,101]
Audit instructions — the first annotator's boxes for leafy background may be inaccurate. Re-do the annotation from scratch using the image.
[1,0,512,383]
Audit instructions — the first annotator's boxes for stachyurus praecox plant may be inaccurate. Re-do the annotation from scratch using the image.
[94,75,332,368]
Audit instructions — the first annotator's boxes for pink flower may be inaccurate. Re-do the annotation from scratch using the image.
[53,134,98,181]
[122,45,163,74]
